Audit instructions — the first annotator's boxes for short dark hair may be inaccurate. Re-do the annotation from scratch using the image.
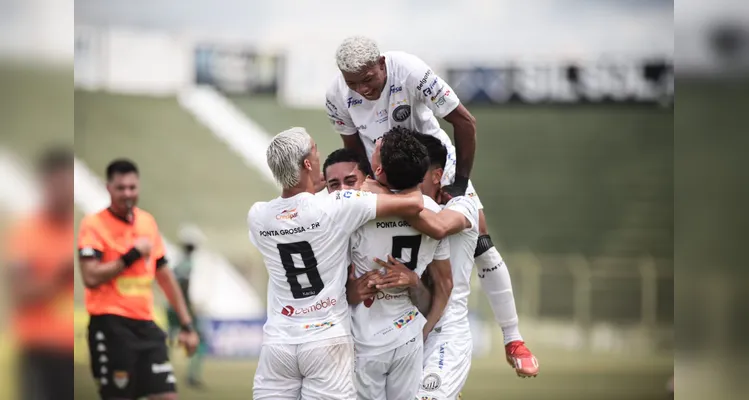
[106,159,139,181]
[36,146,73,175]
[380,127,429,190]
[323,148,372,178]
[412,132,447,170]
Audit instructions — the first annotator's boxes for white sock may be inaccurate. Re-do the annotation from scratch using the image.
[475,241,523,345]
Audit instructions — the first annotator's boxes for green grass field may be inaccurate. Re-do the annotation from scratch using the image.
[70,344,672,400]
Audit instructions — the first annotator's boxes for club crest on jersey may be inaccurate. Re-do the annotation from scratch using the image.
[276,208,298,220]
[113,371,129,389]
[392,104,411,122]
[347,97,363,108]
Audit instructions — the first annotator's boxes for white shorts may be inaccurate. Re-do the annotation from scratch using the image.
[442,145,484,210]
[354,334,423,400]
[253,335,356,400]
[417,334,473,400]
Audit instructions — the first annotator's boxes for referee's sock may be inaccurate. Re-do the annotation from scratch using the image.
[474,235,523,345]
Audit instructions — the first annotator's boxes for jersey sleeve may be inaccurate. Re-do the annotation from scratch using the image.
[433,238,451,261]
[445,196,479,231]
[247,204,260,248]
[325,81,358,135]
[322,190,378,233]
[78,216,104,260]
[404,55,461,119]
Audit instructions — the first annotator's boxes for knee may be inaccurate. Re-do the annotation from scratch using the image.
[474,234,494,257]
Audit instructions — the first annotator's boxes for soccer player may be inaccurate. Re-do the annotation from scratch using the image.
[411,131,482,398]
[78,159,199,400]
[5,147,75,400]
[325,35,538,376]
[247,127,425,400]
[322,148,372,192]
[346,130,453,400]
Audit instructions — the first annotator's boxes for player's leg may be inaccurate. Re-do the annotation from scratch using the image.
[88,316,139,399]
[385,335,423,400]
[19,348,74,400]
[353,349,389,400]
[417,335,473,400]
[299,336,357,400]
[139,343,177,400]
[253,344,302,400]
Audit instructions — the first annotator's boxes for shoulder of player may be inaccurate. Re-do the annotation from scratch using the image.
[247,201,270,222]
[326,74,348,99]
[386,51,429,79]
[132,207,160,228]
[422,195,441,212]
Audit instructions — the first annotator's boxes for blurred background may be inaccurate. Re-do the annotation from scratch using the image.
[2,0,725,398]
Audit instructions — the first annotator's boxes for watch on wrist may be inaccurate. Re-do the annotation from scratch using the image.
[180,322,195,333]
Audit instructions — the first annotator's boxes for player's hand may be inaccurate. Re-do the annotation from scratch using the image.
[348,270,380,304]
[133,237,153,257]
[373,255,419,289]
[361,177,389,194]
[441,175,469,201]
[178,330,200,356]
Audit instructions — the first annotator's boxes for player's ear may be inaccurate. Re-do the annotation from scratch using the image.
[302,158,312,171]
[433,168,444,185]
[378,56,386,69]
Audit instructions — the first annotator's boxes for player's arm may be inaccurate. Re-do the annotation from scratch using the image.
[408,208,472,240]
[408,55,476,191]
[8,260,73,306]
[423,258,453,340]
[375,190,424,218]
[77,219,139,288]
[409,277,433,316]
[443,104,477,182]
[326,90,368,162]
[79,256,126,289]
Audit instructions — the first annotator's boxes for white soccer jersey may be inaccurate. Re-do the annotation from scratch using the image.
[433,196,480,337]
[326,51,461,162]
[248,190,378,345]
[349,195,450,356]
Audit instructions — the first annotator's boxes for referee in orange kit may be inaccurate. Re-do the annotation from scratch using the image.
[77,159,199,400]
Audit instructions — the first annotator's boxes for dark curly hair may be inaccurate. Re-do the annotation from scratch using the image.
[412,132,447,170]
[323,148,372,178]
[380,126,429,190]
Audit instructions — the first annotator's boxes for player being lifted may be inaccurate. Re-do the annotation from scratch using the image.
[346,130,453,400]
[247,127,425,400]
[325,36,538,377]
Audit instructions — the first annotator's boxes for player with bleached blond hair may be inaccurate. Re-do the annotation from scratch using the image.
[325,36,540,380]
[248,127,426,399]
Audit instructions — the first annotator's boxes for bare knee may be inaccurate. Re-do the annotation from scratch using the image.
[478,209,489,235]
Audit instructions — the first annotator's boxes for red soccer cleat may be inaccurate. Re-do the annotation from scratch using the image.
[505,341,539,378]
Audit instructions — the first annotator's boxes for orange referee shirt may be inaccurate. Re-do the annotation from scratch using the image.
[77,207,167,321]
[6,213,74,351]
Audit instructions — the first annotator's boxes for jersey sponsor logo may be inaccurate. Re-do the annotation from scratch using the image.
[151,362,173,374]
[347,97,363,108]
[375,220,411,229]
[392,104,412,122]
[376,108,388,124]
[275,208,299,220]
[421,372,442,391]
[330,117,346,126]
[422,78,440,96]
[438,343,446,370]
[303,321,335,330]
[325,99,338,113]
[341,190,365,199]
[389,85,403,94]
[433,89,452,106]
[393,309,418,328]
[416,70,434,91]
[280,297,338,317]
[356,124,367,131]
[363,290,410,308]
[115,276,153,297]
